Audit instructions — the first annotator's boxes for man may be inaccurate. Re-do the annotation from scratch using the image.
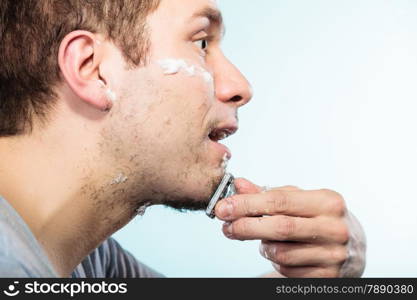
[0,0,366,278]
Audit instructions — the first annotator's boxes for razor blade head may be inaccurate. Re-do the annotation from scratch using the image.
[206,173,236,218]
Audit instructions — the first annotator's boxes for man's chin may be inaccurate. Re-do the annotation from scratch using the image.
[163,199,208,212]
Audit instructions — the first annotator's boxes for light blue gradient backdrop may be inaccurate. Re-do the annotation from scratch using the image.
[114,0,417,277]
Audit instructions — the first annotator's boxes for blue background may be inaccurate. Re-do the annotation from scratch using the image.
[114,0,417,277]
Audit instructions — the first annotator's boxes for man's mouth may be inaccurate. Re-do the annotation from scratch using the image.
[208,126,238,142]
[207,123,238,161]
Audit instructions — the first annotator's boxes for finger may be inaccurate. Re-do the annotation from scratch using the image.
[216,189,345,220]
[268,185,300,192]
[259,241,348,267]
[234,178,301,195]
[234,178,263,194]
[223,216,349,244]
[278,265,341,278]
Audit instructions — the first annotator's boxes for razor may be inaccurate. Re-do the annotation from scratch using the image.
[205,173,236,218]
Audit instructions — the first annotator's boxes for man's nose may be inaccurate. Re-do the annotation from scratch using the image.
[213,55,253,107]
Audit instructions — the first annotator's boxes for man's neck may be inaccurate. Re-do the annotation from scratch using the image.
[0,131,135,277]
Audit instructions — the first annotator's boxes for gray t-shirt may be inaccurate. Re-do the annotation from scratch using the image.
[0,197,163,278]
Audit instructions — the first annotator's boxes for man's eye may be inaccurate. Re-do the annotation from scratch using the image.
[194,39,208,50]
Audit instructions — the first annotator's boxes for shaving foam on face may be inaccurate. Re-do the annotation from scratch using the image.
[110,173,128,185]
[98,80,117,103]
[106,89,117,103]
[220,153,229,169]
[158,59,195,76]
[136,203,150,216]
[201,69,214,83]
[157,58,213,83]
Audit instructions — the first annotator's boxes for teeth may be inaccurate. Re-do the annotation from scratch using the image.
[219,132,228,140]
[209,129,232,141]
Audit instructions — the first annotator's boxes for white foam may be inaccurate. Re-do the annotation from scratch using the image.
[98,80,117,102]
[106,89,117,103]
[220,153,229,169]
[136,203,150,216]
[110,173,128,185]
[157,58,213,82]
[200,69,214,83]
[158,59,193,75]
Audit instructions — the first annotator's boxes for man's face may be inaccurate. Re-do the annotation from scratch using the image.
[102,0,252,211]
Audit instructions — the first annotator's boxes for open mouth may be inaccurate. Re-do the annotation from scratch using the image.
[208,126,238,142]
[207,124,238,163]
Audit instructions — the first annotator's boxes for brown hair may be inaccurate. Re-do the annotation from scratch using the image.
[0,0,160,136]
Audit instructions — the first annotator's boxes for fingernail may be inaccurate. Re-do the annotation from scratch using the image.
[223,221,233,238]
[218,201,233,218]
[271,246,277,259]
[265,247,272,260]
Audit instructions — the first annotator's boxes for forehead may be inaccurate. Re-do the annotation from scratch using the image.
[159,0,218,11]
[151,0,221,25]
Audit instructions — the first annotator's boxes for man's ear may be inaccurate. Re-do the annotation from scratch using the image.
[58,30,113,111]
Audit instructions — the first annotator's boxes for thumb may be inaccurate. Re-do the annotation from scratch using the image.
[234,178,263,194]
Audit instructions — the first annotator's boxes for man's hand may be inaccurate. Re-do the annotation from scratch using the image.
[214,178,366,278]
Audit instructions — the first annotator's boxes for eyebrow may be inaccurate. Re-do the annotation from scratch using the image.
[192,7,225,36]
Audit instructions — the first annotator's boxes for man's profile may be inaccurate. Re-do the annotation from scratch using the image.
[0,0,366,278]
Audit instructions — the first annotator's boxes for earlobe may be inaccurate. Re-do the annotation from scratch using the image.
[58,31,113,112]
